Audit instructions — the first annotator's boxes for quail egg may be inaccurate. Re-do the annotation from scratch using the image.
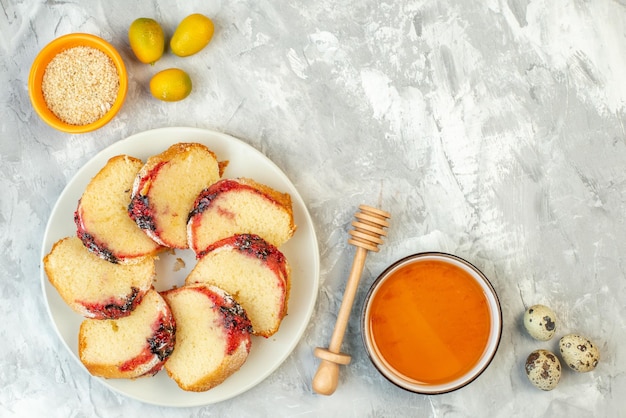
[525,349,561,391]
[523,304,557,341]
[559,334,599,372]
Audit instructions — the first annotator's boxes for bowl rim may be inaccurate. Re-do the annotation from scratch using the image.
[28,32,128,134]
[361,251,503,395]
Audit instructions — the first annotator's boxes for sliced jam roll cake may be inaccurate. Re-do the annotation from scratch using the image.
[186,234,290,337]
[74,155,163,264]
[187,177,296,254]
[44,236,155,319]
[161,283,252,392]
[78,289,176,379]
[128,142,225,249]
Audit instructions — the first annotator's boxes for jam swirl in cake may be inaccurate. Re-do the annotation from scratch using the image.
[185,231,290,338]
[72,155,163,264]
[189,180,235,218]
[148,319,177,361]
[128,161,165,233]
[191,286,252,355]
[129,144,223,249]
[198,234,288,282]
[78,287,143,319]
[75,205,119,264]
[120,310,176,376]
[128,194,157,232]
[187,178,296,254]
[188,179,270,220]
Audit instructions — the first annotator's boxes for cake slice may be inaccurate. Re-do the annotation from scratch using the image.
[187,178,296,254]
[128,142,224,249]
[161,283,252,392]
[186,234,290,337]
[44,236,155,319]
[78,289,176,379]
[74,155,163,264]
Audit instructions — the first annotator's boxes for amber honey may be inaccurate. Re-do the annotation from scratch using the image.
[368,257,491,385]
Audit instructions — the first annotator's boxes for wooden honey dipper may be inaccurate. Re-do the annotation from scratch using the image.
[312,204,390,395]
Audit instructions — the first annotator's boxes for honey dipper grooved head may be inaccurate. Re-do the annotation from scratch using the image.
[348,205,390,252]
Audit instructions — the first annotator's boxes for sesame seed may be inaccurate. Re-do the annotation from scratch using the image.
[42,46,120,126]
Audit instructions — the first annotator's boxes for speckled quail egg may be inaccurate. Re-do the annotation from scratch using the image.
[523,304,557,341]
[559,334,600,372]
[525,349,561,391]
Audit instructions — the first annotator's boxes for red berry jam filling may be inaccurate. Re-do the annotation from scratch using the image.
[188,179,274,221]
[198,234,288,282]
[128,194,157,232]
[128,162,166,232]
[192,286,252,355]
[120,311,176,376]
[74,205,119,264]
[79,287,143,319]
[120,349,157,375]
[148,314,176,361]
[233,234,288,278]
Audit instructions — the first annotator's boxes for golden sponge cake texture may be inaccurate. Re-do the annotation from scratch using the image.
[78,289,176,379]
[187,177,296,254]
[186,234,290,337]
[44,236,155,319]
[162,283,252,392]
[75,155,163,264]
[129,143,223,249]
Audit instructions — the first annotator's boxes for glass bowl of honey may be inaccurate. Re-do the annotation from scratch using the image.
[361,252,502,394]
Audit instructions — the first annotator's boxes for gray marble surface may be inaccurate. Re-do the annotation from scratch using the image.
[2,0,625,416]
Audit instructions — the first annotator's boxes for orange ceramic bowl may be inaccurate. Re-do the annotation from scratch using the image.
[28,33,128,134]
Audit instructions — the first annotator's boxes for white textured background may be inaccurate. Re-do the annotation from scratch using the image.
[2,0,625,417]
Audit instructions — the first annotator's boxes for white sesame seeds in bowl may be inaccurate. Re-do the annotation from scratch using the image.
[29,33,128,134]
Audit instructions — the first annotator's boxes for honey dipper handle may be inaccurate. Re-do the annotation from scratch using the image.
[327,247,368,352]
[312,247,367,395]
[312,205,390,396]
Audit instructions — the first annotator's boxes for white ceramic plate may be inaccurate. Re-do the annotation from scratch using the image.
[40,127,320,407]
